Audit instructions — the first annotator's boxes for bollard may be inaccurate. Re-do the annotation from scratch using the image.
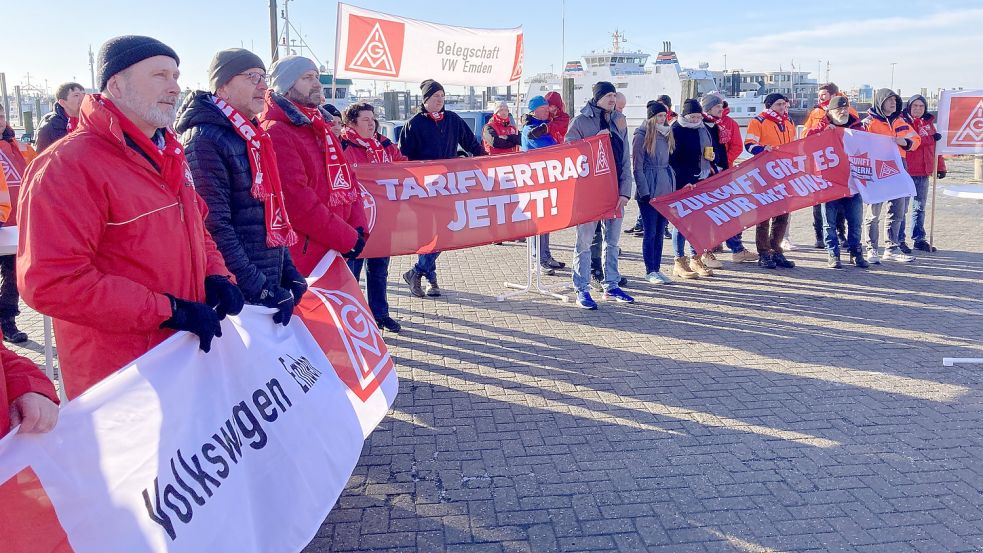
[974,155,982,182]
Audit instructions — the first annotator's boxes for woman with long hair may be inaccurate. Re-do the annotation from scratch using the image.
[631,101,676,284]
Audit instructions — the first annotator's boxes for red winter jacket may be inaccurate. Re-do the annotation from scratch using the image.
[340,131,408,165]
[482,114,520,155]
[1,341,58,436]
[260,92,367,276]
[904,113,947,177]
[718,109,744,166]
[0,127,27,225]
[16,94,229,400]
[544,91,570,145]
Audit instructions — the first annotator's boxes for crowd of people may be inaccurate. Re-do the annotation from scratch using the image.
[0,34,947,437]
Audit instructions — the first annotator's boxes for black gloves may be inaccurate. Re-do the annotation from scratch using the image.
[161,294,222,353]
[638,195,652,204]
[204,275,244,319]
[259,286,295,326]
[528,123,549,140]
[938,171,946,179]
[507,134,522,146]
[281,263,308,304]
[933,132,942,142]
[344,227,366,260]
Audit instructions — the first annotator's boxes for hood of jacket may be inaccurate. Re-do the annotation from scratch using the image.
[545,91,565,112]
[903,94,935,122]
[261,90,327,127]
[174,90,238,134]
[869,88,903,122]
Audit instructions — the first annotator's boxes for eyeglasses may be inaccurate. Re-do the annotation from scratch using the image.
[239,72,270,86]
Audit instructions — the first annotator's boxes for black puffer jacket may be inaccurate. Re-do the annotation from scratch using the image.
[398,108,485,161]
[35,104,70,152]
[175,90,303,303]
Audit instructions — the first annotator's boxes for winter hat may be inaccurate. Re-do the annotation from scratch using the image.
[269,55,319,94]
[544,91,564,110]
[421,79,445,103]
[592,81,617,103]
[322,103,342,119]
[646,100,667,119]
[764,92,788,108]
[209,48,265,91]
[97,35,179,91]
[527,95,548,113]
[494,101,510,115]
[681,99,703,116]
[827,96,850,110]
[657,94,673,108]
[700,93,723,113]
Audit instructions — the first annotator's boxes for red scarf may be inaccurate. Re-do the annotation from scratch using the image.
[67,116,79,132]
[295,103,359,207]
[339,126,391,164]
[761,108,792,127]
[703,113,732,145]
[425,109,445,123]
[212,96,297,247]
[99,96,188,193]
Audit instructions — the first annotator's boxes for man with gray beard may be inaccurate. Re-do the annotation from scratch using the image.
[16,35,241,399]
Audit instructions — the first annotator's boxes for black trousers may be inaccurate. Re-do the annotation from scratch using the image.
[0,255,20,319]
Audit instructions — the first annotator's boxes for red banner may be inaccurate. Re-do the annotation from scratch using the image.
[353,135,620,258]
[651,128,852,254]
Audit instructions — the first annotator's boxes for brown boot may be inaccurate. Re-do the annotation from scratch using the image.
[402,269,425,298]
[673,257,700,279]
[425,275,442,297]
[690,255,714,277]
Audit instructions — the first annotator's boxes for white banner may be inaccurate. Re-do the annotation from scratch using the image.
[843,129,916,204]
[334,3,523,86]
[936,88,983,154]
[0,251,397,553]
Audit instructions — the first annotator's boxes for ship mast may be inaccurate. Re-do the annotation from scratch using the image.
[611,30,626,53]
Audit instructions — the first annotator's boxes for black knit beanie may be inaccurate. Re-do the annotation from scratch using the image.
[97,35,180,91]
[421,79,445,103]
[657,94,673,108]
[646,100,668,119]
[592,81,617,103]
[681,99,703,116]
[209,48,265,91]
[764,92,788,109]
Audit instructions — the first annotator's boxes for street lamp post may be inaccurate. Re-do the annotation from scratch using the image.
[890,62,897,90]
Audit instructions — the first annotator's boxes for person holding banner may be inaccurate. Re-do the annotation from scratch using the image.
[339,102,406,333]
[482,101,521,155]
[176,48,306,327]
[260,55,368,277]
[565,82,634,309]
[807,96,870,269]
[668,99,726,279]
[632,100,676,284]
[1,340,59,436]
[17,36,241,400]
[744,93,797,270]
[0,106,28,344]
[901,94,946,253]
[861,88,921,264]
[803,83,853,247]
[399,79,486,298]
[520,96,565,275]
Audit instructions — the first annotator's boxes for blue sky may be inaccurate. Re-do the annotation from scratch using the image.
[3,0,980,97]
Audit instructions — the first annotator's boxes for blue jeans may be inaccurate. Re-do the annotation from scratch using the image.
[672,227,696,258]
[348,257,391,319]
[725,233,745,253]
[539,233,553,264]
[822,194,862,256]
[864,197,909,252]
[900,176,929,243]
[638,200,668,273]
[412,252,440,280]
[573,215,623,293]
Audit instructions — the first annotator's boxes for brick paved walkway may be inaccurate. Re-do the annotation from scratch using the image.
[10,161,983,552]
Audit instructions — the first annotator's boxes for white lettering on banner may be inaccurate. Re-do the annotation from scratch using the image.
[335,3,522,86]
[447,188,560,231]
[842,129,916,204]
[0,252,397,552]
[375,156,589,202]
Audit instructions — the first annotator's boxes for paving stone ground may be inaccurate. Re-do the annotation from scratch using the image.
[10,160,983,552]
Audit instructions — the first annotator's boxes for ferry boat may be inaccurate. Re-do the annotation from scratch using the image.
[525,34,764,129]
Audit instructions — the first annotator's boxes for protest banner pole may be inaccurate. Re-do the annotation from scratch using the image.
[498,235,569,302]
[330,2,341,106]
[928,152,940,247]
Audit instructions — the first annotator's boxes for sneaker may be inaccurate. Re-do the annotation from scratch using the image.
[646,271,672,284]
[850,251,870,268]
[375,316,402,333]
[544,257,566,269]
[732,249,758,263]
[425,276,442,296]
[618,276,628,287]
[758,252,777,269]
[603,287,635,303]
[0,318,27,344]
[814,238,825,249]
[402,269,425,298]
[590,271,605,292]
[539,264,556,276]
[673,257,700,279]
[656,272,673,284]
[780,238,797,251]
[690,256,714,277]
[624,223,643,235]
[576,291,598,310]
[898,242,913,255]
[882,249,915,263]
[701,251,723,269]
[914,240,937,252]
[827,253,842,269]
[773,252,796,268]
[866,250,881,264]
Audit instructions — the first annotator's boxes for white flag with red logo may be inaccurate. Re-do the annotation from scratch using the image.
[843,129,916,204]
[936,88,983,154]
[0,251,397,552]
[334,3,523,86]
